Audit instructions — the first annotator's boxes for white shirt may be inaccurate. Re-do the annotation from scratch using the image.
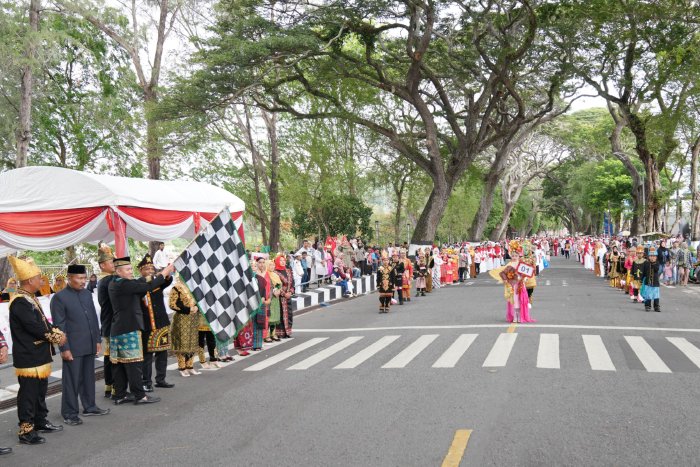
[153,249,169,269]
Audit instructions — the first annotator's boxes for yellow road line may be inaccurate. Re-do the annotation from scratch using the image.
[507,323,517,333]
[441,429,472,467]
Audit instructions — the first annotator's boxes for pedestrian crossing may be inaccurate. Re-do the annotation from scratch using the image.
[236,332,700,375]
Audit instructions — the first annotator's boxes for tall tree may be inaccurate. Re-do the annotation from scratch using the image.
[181,0,569,243]
[57,0,185,179]
[16,0,40,167]
[552,0,700,232]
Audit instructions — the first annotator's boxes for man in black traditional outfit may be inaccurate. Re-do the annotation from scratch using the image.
[8,256,66,445]
[138,254,174,392]
[108,257,174,405]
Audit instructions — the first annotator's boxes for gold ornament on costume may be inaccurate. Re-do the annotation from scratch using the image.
[8,256,41,281]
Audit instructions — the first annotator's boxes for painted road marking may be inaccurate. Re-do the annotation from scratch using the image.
[294,324,700,333]
[537,333,560,369]
[507,323,517,333]
[624,336,672,373]
[166,338,293,371]
[432,334,478,368]
[244,338,328,371]
[582,335,616,371]
[666,337,700,369]
[287,336,364,370]
[383,334,439,368]
[334,335,400,369]
[562,280,568,287]
[482,333,517,367]
[441,429,472,467]
[546,280,551,286]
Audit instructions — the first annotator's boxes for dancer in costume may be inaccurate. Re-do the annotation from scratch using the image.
[391,251,405,304]
[274,254,294,339]
[400,249,413,301]
[641,246,661,312]
[169,278,202,377]
[489,241,536,323]
[252,257,269,350]
[607,246,624,289]
[377,253,396,313]
[415,256,427,296]
[630,246,646,303]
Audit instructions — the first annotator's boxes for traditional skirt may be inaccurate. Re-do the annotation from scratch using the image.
[235,321,253,351]
[426,273,433,292]
[416,277,426,289]
[269,297,281,326]
[109,331,143,363]
[432,267,442,289]
[643,285,660,300]
[171,312,199,354]
[277,298,292,337]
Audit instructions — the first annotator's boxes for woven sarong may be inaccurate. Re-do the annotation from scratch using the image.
[109,330,143,363]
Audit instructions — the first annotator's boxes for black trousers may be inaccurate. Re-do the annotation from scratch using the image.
[103,355,113,391]
[112,361,145,400]
[198,331,217,360]
[458,267,466,281]
[61,355,97,419]
[379,296,391,308]
[17,376,49,430]
[142,350,168,386]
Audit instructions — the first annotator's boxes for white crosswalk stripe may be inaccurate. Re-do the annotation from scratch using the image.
[244,337,328,372]
[582,334,616,371]
[432,334,478,368]
[382,334,439,368]
[288,336,364,370]
[334,335,401,369]
[666,337,700,369]
[482,333,517,367]
[624,336,672,373]
[178,333,700,375]
[537,333,560,369]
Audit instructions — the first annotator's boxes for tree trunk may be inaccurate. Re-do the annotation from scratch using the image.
[145,92,161,180]
[468,144,511,240]
[16,0,40,167]
[690,137,700,241]
[494,198,517,241]
[411,179,451,243]
[262,110,281,251]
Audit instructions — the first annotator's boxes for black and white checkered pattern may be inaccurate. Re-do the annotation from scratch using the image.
[174,208,259,342]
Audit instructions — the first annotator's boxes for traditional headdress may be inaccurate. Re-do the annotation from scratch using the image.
[508,240,522,255]
[138,254,154,270]
[97,245,114,263]
[8,256,41,281]
[113,257,131,268]
[636,245,645,253]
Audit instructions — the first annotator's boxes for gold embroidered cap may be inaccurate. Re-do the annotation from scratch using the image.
[8,256,42,281]
[97,245,114,263]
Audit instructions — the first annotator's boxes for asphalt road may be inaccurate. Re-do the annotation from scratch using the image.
[1,256,700,466]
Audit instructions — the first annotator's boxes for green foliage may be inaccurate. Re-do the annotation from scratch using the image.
[291,194,372,239]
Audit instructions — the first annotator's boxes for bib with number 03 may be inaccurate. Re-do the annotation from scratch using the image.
[516,262,535,278]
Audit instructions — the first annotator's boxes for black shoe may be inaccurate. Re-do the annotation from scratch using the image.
[18,432,45,445]
[645,307,651,312]
[154,381,174,389]
[113,395,134,405]
[0,447,12,455]
[143,385,154,393]
[134,396,161,405]
[83,408,110,416]
[104,392,112,399]
[36,422,63,433]
[655,308,661,312]
[63,417,82,426]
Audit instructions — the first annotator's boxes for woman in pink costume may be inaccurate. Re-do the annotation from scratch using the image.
[491,240,536,323]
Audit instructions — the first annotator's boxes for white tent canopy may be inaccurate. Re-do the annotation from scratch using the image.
[0,166,245,255]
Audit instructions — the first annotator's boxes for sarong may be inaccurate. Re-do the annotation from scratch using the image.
[109,330,143,363]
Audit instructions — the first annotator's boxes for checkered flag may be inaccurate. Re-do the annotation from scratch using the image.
[174,208,260,342]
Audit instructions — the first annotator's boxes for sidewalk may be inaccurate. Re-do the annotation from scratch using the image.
[0,274,378,409]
